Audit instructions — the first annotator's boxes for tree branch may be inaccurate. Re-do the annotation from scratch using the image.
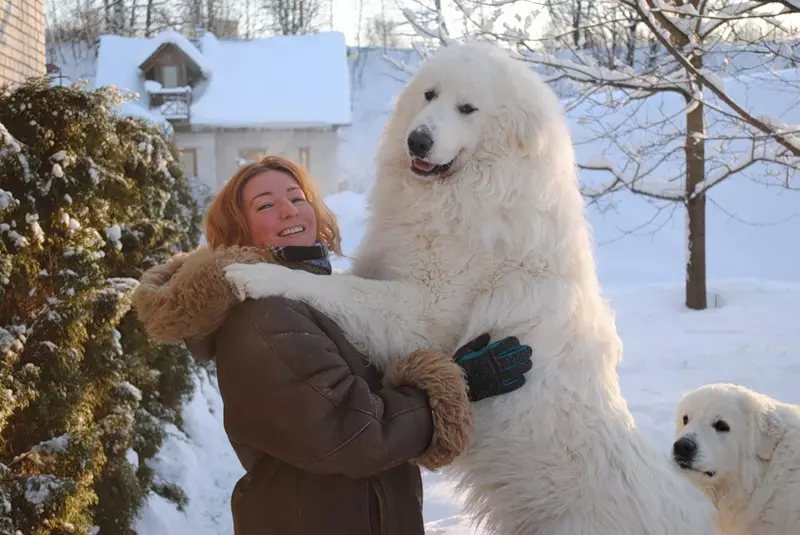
[633,0,800,157]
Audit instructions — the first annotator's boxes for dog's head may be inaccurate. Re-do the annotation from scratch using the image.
[672,383,785,492]
[383,41,567,184]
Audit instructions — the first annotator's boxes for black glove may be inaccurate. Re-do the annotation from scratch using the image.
[453,333,533,402]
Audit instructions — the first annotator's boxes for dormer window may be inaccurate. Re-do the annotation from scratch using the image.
[161,65,179,88]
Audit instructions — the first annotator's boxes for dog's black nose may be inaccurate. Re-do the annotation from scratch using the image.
[672,436,698,464]
[407,129,434,158]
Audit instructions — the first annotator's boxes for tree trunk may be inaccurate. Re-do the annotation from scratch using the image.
[145,0,153,37]
[572,0,583,48]
[129,0,138,36]
[685,54,706,310]
[626,18,637,66]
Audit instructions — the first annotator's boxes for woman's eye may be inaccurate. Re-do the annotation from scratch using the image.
[291,198,306,204]
[257,203,273,211]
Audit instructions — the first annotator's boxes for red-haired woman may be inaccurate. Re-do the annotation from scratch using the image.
[132,155,532,535]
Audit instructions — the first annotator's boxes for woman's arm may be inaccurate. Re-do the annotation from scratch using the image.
[214,296,473,478]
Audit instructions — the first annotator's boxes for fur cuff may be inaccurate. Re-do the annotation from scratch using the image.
[383,349,474,471]
[132,246,276,343]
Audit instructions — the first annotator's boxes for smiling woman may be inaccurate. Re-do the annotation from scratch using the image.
[204,155,341,253]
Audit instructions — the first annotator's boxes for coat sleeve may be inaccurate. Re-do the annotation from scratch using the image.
[214,297,473,478]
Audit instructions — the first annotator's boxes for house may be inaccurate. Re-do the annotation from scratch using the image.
[92,30,352,195]
[0,0,45,86]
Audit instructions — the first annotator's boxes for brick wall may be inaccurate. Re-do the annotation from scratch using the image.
[0,0,45,87]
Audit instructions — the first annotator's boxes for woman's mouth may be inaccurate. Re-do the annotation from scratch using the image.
[278,226,305,237]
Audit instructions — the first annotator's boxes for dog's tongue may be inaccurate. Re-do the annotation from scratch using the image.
[413,158,435,172]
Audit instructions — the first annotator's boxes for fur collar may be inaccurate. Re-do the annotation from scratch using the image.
[132,246,278,360]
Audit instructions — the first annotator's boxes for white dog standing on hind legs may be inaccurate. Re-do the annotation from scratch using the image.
[673,383,800,535]
[225,42,719,534]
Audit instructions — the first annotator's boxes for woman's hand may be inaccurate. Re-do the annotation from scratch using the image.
[453,334,533,402]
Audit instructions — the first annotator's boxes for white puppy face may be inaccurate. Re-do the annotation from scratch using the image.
[673,383,783,489]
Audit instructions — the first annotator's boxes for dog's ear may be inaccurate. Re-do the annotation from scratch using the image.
[499,86,544,154]
[503,102,538,153]
[492,59,546,154]
[755,407,784,461]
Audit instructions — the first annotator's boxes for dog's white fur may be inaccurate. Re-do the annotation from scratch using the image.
[225,42,718,534]
[674,383,800,535]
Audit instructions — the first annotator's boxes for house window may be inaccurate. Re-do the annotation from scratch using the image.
[238,148,266,166]
[298,147,310,169]
[161,65,179,88]
[179,148,197,178]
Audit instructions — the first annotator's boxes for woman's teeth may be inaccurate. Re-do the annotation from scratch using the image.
[278,226,304,237]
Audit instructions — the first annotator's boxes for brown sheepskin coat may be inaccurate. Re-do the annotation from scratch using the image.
[132,246,474,535]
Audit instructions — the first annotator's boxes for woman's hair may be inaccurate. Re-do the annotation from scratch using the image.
[203,154,342,255]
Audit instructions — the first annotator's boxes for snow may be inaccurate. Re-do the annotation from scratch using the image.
[133,368,243,534]
[0,328,15,355]
[144,80,163,93]
[24,475,61,507]
[118,381,142,402]
[190,32,351,128]
[92,31,351,129]
[104,224,122,249]
[32,434,71,454]
[0,189,17,209]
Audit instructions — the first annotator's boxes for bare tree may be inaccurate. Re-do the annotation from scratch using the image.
[396,0,799,310]
[261,0,323,34]
[366,14,403,48]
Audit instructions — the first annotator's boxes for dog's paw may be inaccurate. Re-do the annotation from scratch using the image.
[224,262,291,301]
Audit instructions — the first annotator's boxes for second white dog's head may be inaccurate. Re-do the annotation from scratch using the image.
[672,383,785,492]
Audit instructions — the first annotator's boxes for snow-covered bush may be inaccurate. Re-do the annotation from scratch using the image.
[0,77,201,534]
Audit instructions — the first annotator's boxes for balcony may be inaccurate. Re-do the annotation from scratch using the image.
[144,80,191,123]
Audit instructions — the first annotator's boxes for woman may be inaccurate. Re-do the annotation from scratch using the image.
[132,155,532,534]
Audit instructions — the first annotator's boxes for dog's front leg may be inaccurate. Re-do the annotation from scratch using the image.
[224,262,433,366]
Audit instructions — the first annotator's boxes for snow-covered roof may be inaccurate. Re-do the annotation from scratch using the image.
[93,30,351,129]
[136,29,212,77]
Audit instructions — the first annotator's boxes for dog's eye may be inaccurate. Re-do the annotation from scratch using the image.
[682,415,689,425]
[712,420,730,433]
[424,89,437,102]
[458,103,478,115]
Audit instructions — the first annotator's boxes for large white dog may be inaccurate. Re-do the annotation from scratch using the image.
[673,383,800,535]
[225,42,718,534]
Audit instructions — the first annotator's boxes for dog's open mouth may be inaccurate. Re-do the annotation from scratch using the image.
[676,461,715,477]
[410,156,456,177]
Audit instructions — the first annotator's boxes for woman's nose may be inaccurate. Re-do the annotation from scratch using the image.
[278,199,299,218]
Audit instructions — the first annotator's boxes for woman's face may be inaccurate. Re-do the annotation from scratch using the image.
[241,170,318,248]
